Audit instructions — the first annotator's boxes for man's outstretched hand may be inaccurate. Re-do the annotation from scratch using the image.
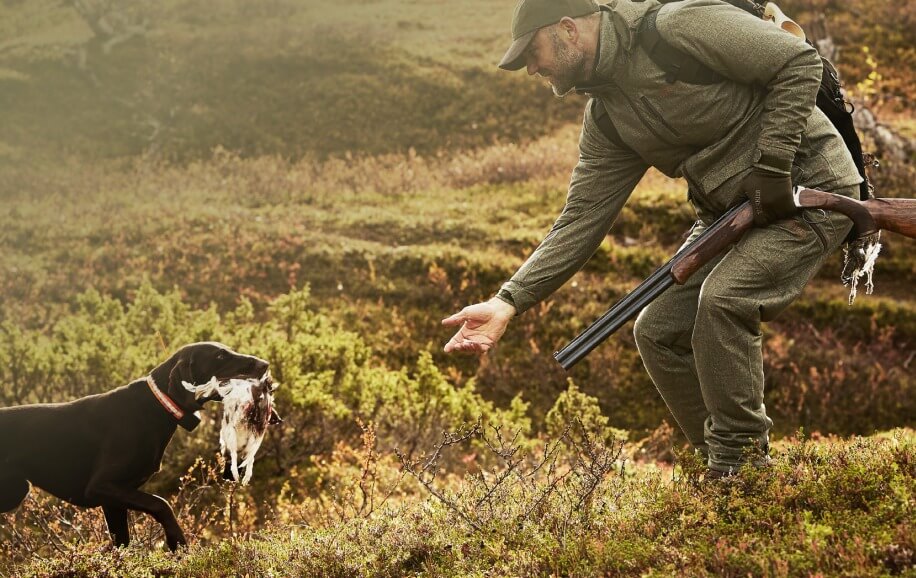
[442,298,516,355]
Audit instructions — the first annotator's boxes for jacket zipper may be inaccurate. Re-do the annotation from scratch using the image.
[640,96,682,137]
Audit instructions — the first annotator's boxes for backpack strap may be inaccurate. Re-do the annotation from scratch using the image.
[597,1,871,200]
[590,97,630,151]
[815,58,872,199]
[588,1,753,147]
[639,5,725,85]
[638,2,870,199]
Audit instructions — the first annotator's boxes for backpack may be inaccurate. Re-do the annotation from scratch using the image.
[591,0,873,199]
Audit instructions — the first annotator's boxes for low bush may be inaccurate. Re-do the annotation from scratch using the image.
[2,428,912,577]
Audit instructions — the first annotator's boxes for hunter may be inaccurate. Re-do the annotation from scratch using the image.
[442,0,862,477]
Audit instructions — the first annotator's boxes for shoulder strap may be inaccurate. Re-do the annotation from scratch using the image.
[590,97,630,151]
[814,58,871,199]
[638,5,725,85]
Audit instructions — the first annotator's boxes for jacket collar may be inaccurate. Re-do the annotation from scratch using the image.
[574,0,658,95]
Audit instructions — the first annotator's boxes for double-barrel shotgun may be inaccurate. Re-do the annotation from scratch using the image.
[554,187,916,370]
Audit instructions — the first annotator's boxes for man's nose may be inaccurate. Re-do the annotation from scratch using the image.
[526,59,538,76]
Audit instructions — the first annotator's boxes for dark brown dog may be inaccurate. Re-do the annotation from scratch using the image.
[0,342,268,551]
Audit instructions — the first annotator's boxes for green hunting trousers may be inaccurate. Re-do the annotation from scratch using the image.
[633,185,856,473]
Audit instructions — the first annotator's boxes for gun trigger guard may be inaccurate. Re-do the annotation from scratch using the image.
[792,185,803,208]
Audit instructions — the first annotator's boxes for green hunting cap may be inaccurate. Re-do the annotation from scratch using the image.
[498,0,600,71]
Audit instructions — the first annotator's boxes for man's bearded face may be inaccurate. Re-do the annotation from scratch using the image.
[544,28,587,97]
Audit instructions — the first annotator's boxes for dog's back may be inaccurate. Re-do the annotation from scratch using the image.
[0,382,175,505]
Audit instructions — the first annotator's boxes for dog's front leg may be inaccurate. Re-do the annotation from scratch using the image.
[86,481,187,551]
[0,475,30,513]
[102,505,130,548]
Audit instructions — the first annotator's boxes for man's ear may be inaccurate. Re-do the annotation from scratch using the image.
[558,17,578,42]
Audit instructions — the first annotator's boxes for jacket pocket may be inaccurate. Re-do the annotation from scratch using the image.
[695,152,755,202]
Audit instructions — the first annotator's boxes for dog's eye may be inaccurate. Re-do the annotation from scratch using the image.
[216,351,228,360]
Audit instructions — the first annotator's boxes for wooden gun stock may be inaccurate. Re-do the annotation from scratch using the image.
[859,198,916,238]
[554,189,916,370]
[671,190,916,282]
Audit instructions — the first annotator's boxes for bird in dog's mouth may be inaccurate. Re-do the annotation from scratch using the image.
[182,371,281,485]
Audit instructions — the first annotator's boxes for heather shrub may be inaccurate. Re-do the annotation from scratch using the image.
[781,0,916,112]
[3,429,912,577]
[764,318,914,434]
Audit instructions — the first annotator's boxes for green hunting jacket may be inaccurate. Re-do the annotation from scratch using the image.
[498,0,862,314]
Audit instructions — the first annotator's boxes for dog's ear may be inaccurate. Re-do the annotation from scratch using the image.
[168,357,194,391]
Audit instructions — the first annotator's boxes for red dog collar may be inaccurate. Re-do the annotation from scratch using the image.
[146,375,201,431]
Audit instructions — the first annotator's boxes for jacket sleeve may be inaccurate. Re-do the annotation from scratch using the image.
[496,105,648,314]
[656,0,822,174]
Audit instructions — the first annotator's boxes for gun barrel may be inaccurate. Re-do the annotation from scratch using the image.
[554,268,675,369]
[554,202,751,370]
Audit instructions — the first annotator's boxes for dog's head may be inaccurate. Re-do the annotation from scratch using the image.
[156,342,269,408]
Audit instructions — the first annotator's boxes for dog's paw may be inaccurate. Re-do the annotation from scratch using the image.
[166,531,189,553]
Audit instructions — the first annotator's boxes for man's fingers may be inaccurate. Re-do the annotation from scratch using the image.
[443,329,492,354]
[441,312,466,326]
[443,336,462,353]
[443,309,489,328]
[444,341,490,354]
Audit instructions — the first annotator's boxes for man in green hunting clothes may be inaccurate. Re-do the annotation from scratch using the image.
[442,0,862,477]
